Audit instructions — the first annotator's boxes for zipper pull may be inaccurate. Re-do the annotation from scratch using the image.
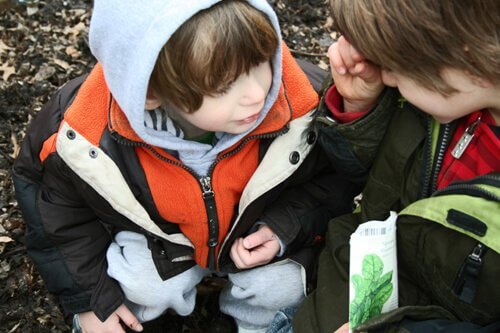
[200,177,214,197]
[200,176,219,270]
[451,116,481,159]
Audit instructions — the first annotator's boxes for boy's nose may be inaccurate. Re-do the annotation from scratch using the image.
[240,76,267,106]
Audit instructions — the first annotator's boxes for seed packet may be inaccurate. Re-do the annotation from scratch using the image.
[349,212,398,331]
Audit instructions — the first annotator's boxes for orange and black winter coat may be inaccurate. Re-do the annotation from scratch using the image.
[13,50,361,321]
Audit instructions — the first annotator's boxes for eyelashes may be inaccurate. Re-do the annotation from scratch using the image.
[213,86,231,97]
[212,80,235,97]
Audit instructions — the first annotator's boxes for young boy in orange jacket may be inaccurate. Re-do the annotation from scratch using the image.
[13,1,361,332]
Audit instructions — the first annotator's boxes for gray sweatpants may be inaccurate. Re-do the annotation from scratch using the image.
[107,231,305,331]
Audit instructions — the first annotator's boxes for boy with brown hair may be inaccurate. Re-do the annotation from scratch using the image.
[285,0,499,332]
[12,1,360,332]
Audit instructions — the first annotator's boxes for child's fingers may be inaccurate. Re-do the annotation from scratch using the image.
[241,248,270,267]
[234,246,267,268]
[328,42,347,75]
[338,36,366,70]
[116,304,143,332]
[329,36,367,76]
[235,238,278,268]
[243,241,280,267]
[347,42,365,63]
[337,37,357,70]
[352,61,382,84]
[242,226,274,250]
[230,238,246,268]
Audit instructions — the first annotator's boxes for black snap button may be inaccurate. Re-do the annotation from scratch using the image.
[306,131,316,144]
[160,250,167,256]
[88,148,98,158]
[66,130,76,140]
[289,151,300,164]
[207,239,218,247]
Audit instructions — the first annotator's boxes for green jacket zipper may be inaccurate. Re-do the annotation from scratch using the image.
[421,118,452,197]
[423,115,483,197]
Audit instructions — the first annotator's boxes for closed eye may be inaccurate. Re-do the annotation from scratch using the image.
[212,81,235,97]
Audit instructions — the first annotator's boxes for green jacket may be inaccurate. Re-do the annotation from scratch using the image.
[293,86,500,333]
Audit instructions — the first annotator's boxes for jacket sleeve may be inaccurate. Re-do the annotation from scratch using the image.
[314,80,400,181]
[259,142,363,255]
[12,79,123,321]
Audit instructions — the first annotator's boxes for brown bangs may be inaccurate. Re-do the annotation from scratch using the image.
[330,0,500,95]
[150,0,279,112]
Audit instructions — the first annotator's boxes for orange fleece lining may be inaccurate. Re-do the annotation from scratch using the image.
[39,133,58,163]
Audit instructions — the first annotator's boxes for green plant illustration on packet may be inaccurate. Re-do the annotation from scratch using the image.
[349,254,393,328]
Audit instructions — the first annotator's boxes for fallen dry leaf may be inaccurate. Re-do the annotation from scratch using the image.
[33,63,56,81]
[65,45,82,58]
[0,236,13,243]
[0,236,13,254]
[0,61,16,81]
[52,58,71,70]
[10,131,20,159]
[64,21,87,40]
[0,40,13,54]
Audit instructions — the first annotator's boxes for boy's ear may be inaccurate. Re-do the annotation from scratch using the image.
[145,88,162,110]
[470,75,493,89]
[465,68,493,89]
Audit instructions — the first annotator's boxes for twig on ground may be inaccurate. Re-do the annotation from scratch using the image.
[290,48,326,58]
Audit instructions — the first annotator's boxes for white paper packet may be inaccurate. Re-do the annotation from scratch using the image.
[348,211,398,331]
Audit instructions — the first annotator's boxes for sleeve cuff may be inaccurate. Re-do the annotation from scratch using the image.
[324,85,369,123]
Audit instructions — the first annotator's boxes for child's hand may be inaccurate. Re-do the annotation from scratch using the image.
[78,304,143,333]
[230,224,280,269]
[333,322,349,333]
[328,36,384,112]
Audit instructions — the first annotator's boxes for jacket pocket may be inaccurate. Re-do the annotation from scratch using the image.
[397,216,500,325]
[148,236,196,281]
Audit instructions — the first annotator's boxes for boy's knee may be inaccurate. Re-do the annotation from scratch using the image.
[227,261,305,307]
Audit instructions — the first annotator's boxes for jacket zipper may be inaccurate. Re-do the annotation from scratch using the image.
[451,116,481,159]
[111,126,288,270]
[213,129,293,263]
[452,243,487,303]
[425,115,483,196]
[422,119,452,197]
[429,124,451,195]
[204,127,289,268]
[199,176,218,270]
[421,117,434,197]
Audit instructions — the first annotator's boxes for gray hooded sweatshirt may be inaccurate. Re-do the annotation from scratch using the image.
[89,0,283,176]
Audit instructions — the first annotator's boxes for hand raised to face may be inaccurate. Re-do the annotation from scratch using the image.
[328,36,384,113]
